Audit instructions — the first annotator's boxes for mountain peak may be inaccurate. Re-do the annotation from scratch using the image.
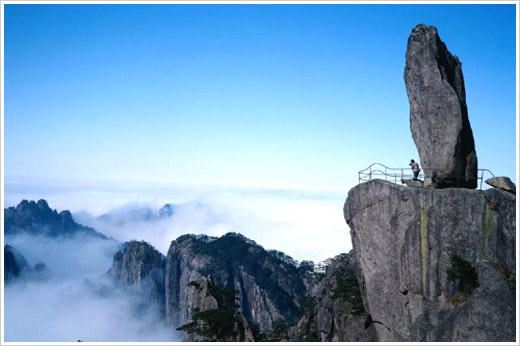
[5,199,107,239]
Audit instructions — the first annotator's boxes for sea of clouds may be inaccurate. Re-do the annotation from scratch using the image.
[3,233,178,342]
[4,178,353,262]
[3,178,353,342]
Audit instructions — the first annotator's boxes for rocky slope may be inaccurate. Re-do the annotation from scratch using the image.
[286,253,376,342]
[177,275,255,341]
[165,233,312,332]
[5,199,106,239]
[344,179,516,342]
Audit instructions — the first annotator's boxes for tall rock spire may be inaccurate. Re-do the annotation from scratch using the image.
[404,24,477,188]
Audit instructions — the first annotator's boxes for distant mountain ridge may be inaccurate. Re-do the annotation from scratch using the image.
[97,203,175,226]
[5,199,107,239]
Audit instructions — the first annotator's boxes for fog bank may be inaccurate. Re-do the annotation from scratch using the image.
[3,233,179,342]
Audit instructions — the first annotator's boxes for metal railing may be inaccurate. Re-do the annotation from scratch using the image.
[477,168,496,190]
[358,163,495,190]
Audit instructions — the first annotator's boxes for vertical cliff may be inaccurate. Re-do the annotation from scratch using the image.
[165,235,216,328]
[286,253,376,342]
[344,180,515,341]
[109,240,166,309]
[165,233,310,333]
[177,276,255,342]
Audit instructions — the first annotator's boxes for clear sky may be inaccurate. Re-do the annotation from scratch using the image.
[3,3,517,191]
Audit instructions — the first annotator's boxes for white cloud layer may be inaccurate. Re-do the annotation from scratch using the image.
[4,233,179,342]
[5,179,353,263]
[3,180,352,342]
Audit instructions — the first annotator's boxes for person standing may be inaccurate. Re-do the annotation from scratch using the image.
[410,159,420,180]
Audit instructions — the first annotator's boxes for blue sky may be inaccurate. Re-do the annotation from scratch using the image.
[3,4,517,191]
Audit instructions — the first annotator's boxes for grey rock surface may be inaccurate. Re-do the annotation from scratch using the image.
[165,236,216,328]
[181,276,255,342]
[485,176,516,193]
[344,179,515,341]
[165,233,309,332]
[109,240,166,307]
[401,178,424,188]
[287,253,376,342]
[404,24,477,188]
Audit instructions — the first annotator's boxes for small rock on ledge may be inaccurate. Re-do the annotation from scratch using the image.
[485,177,516,193]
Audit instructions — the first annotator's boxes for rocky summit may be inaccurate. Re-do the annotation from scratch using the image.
[5,199,106,239]
[404,24,477,188]
[344,179,516,342]
[165,233,311,334]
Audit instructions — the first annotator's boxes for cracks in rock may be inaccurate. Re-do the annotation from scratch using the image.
[372,320,392,332]
[364,315,392,332]
[327,312,336,341]
[349,197,389,219]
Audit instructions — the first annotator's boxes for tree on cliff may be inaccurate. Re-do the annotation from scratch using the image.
[177,283,248,341]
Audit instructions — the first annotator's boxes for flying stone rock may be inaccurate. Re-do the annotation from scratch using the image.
[404,24,477,188]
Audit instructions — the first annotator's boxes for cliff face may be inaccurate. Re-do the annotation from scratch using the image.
[287,253,376,342]
[109,241,166,308]
[177,276,255,342]
[165,235,215,328]
[344,180,515,342]
[165,233,310,332]
[105,233,313,339]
